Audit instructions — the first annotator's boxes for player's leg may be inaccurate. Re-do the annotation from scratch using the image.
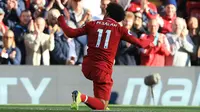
[92,78,113,110]
[71,90,105,110]
[71,92,110,110]
[71,66,106,110]
[82,69,113,110]
[71,66,112,110]
[104,100,110,110]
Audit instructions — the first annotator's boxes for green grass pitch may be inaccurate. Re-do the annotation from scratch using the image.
[0,104,200,112]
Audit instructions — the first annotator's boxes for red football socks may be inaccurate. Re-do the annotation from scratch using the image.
[81,94,105,110]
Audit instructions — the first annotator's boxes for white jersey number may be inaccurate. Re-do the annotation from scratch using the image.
[96,29,111,49]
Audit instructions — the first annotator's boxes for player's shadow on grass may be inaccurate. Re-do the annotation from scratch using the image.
[109,91,119,104]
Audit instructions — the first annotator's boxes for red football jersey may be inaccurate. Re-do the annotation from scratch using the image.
[58,16,153,73]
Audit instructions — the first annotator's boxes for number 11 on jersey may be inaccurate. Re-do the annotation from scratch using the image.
[96,29,111,49]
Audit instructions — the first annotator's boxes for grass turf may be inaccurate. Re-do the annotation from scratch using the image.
[0,104,200,112]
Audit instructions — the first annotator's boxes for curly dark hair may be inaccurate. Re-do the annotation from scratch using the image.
[106,3,125,22]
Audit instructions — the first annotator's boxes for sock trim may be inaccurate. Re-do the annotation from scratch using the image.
[84,95,88,102]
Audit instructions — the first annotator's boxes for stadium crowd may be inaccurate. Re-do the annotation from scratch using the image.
[0,0,199,66]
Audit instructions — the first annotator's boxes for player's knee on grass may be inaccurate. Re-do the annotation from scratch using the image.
[104,100,109,110]
[99,99,109,110]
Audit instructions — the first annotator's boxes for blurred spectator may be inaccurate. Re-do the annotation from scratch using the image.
[66,0,92,55]
[131,11,147,37]
[93,0,111,20]
[122,12,135,32]
[53,0,70,10]
[165,17,196,66]
[48,8,84,65]
[118,0,131,10]
[115,11,138,65]
[159,0,177,34]
[127,0,157,28]
[24,17,55,65]
[12,10,32,64]
[176,0,187,18]
[0,30,21,65]
[0,8,8,46]
[127,0,157,13]
[186,1,200,23]
[29,0,47,19]
[81,0,101,16]
[67,0,92,28]
[0,0,6,8]
[53,0,70,20]
[157,0,167,17]
[24,0,31,9]
[46,8,63,37]
[187,17,200,65]
[45,0,71,20]
[17,0,26,15]
[3,0,25,28]
[127,11,146,65]
[51,33,84,65]
[140,19,170,66]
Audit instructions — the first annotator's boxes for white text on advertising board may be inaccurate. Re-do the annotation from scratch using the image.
[123,74,200,106]
[0,78,51,104]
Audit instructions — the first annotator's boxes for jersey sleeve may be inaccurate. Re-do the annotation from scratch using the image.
[121,27,154,48]
[58,15,87,38]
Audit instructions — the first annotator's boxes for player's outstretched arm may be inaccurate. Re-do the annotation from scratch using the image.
[121,28,154,48]
[57,15,86,38]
